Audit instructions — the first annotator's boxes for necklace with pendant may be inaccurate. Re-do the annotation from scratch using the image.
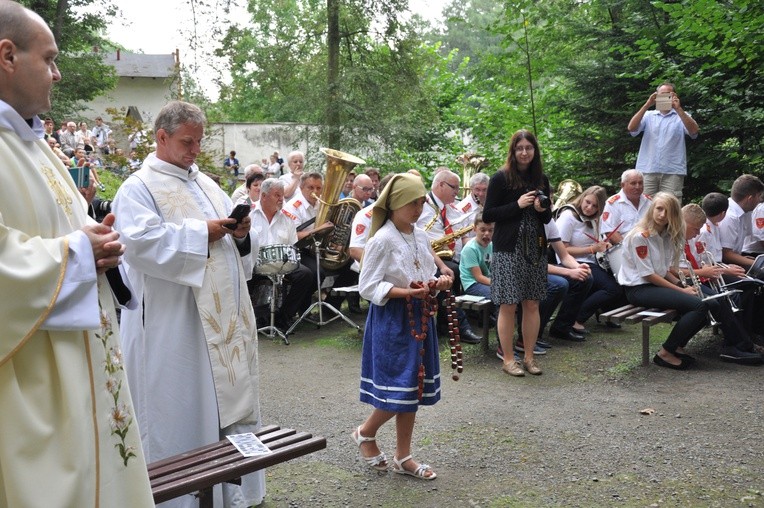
[397,227,421,270]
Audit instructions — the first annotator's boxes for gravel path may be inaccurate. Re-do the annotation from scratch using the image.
[255,316,764,508]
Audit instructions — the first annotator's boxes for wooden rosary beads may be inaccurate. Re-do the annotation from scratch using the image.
[444,290,463,381]
[406,281,438,400]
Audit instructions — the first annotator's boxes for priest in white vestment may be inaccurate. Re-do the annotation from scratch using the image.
[113,101,265,508]
[0,3,154,506]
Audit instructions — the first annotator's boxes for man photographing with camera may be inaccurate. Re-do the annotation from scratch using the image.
[627,82,699,199]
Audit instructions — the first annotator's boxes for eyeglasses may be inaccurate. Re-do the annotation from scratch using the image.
[356,186,373,192]
[515,145,535,153]
[442,181,459,191]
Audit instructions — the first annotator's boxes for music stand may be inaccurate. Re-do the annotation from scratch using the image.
[286,229,361,335]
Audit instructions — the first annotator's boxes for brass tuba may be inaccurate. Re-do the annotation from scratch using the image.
[552,179,583,211]
[456,153,489,199]
[315,147,366,271]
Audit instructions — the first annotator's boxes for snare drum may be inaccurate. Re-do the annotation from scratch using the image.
[597,243,623,278]
[255,244,300,275]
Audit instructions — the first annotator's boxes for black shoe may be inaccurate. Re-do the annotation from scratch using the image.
[605,321,622,329]
[549,327,586,342]
[348,303,364,314]
[653,354,691,370]
[459,328,482,345]
[719,346,763,365]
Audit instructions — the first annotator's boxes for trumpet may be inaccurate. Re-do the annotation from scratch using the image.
[698,242,741,313]
[678,258,718,327]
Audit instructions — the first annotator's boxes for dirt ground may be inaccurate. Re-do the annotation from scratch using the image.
[254,309,764,508]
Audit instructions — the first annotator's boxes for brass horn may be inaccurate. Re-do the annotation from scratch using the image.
[456,153,489,199]
[552,179,583,211]
[315,147,366,271]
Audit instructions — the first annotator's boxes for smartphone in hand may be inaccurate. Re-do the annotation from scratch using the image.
[224,203,250,230]
[655,93,673,110]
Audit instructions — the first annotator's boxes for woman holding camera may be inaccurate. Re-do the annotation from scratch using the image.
[483,129,552,377]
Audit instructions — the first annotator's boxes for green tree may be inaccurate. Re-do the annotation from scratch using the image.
[23,0,119,121]
[212,0,441,160]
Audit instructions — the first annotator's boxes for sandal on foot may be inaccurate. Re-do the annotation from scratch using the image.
[351,426,388,471]
[392,455,437,480]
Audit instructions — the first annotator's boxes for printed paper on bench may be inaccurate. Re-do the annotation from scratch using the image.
[226,433,272,457]
[455,294,490,303]
[638,311,666,317]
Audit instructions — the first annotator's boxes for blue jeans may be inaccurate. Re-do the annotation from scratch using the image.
[520,273,592,340]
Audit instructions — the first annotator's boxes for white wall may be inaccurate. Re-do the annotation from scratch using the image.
[84,76,175,127]
[206,122,322,171]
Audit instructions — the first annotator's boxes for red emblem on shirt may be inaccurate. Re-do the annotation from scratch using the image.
[602,211,610,222]
[695,241,705,253]
[608,194,620,204]
[757,218,764,229]
[636,245,648,259]
[365,209,373,218]
[281,210,297,220]
[356,223,366,235]
[462,202,472,212]
[292,200,302,208]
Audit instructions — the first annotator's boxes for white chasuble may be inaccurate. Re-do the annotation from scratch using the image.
[0,116,153,506]
[114,154,264,508]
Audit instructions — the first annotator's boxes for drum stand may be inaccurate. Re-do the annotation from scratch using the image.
[286,237,360,335]
[257,274,290,345]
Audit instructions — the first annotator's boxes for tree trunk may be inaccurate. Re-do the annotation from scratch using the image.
[326,0,341,148]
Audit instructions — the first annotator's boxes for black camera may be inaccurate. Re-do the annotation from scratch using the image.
[534,190,551,209]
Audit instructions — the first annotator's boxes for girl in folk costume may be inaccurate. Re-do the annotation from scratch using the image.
[552,185,623,336]
[618,192,710,370]
[353,173,453,480]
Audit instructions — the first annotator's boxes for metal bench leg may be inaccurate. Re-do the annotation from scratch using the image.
[199,486,213,508]
[642,323,650,366]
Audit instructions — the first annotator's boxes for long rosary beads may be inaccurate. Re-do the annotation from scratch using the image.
[444,290,463,381]
[406,280,438,400]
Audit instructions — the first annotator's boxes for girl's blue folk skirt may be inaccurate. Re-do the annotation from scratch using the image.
[359,297,441,412]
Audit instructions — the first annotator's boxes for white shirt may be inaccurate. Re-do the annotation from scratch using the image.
[556,208,599,264]
[249,202,298,246]
[283,189,317,230]
[544,219,561,242]
[601,190,651,239]
[743,202,764,253]
[348,203,374,272]
[618,229,674,286]
[456,193,480,240]
[718,198,751,254]
[698,219,723,263]
[416,193,471,261]
[359,221,436,306]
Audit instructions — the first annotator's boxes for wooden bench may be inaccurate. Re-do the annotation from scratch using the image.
[454,297,493,353]
[148,425,326,507]
[600,304,677,366]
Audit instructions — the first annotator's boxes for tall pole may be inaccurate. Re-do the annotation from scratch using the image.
[327,0,341,148]
[521,12,537,137]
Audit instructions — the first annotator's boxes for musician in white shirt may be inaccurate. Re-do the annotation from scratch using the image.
[601,169,651,245]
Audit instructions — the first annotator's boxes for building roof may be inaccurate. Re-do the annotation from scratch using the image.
[103,51,176,79]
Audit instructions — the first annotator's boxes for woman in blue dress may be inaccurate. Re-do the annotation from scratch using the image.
[352,173,453,480]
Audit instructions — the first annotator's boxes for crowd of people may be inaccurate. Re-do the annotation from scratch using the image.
[3,0,764,504]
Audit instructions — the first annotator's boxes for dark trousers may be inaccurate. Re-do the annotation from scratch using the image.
[554,263,623,326]
[547,272,594,334]
[700,284,753,350]
[624,284,708,353]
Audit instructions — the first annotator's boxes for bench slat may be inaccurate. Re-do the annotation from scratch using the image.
[149,426,326,505]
